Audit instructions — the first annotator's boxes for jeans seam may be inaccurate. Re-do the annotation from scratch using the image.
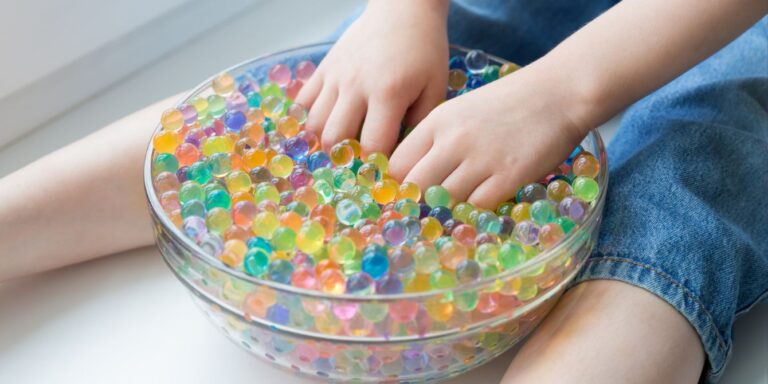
[570,256,729,375]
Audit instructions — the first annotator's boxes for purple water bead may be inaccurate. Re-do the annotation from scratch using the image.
[179,103,198,125]
[382,220,408,246]
[226,92,248,113]
[266,303,290,325]
[183,216,207,242]
[176,166,189,183]
[402,349,429,373]
[517,183,548,203]
[346,272,375,294]
[283,136,309,161]
[419,203,432,219]
[499,216,516,237]
[514,220,540,245]
[288,166,313,189]
[559,196,589,224]
[376,274,404,294]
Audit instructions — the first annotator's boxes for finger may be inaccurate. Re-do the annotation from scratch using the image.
[305,85,338,135]
[360,98,409,156]
[388,122,434,181]
[403,148,462,191]
[441,162,489,203]
[403,83,445,128]
[467,174,519,210]
[321,93,367,150]
[295,70,323,109]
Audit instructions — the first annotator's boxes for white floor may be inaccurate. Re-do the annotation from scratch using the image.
[0,1,765,383]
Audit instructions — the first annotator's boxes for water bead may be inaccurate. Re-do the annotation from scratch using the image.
[291,267,317,290]
[517,183,547,203]
[178,181,204,203]
[252,211,279,238]
[207,94,227,117]
[510,202,531,223]
[395,199,420,218]
[181,199,205,219]
[206,207,232,235]
[160,108,184,130]
[220,239,248,267]
[333,167,357,191]
[201,135,234,156]
[223,110,247,131]
[268,259,294,284]
[420,217,443,241]
[447,69,468,91]
[346,272,375,295]
[361,251,389,280]
[499,62,520,77]
[428,206,452,224]
[572,176,599,202]
[539,223,565,249]
[481,65,500,83]
[268,154,294,178]
[267,64,292,87]
[529,200,558,225]
[356,163,380,187]
[153,130,180,153]
[513,220,540,246]
[448,55,467,70]
[330,142,355,167]
[476,211,502,234]
[307,151,331,171]
[205,189,231,210]
[559,196,589,224]
[294,60,316,82]
[376,274,404,294]
[465,50,489,74]
[439,240,468,270]
[556,216,576,234]
[283,136,309,161]
[261,96,284,119]
[546,179,572,202]
[466,76,485,89]
[272,227,297,251]
[372,179,398,205]
[499,242,525,270]
[319,268,346,294]
[277,116,300,137]
[413,245,440,274]
[365,152,389,174]
[573,153,600,178]
[424,185,452,208]
[382,220,407,246]
[174,143,200,167]
[212,73,235,95]
[336,199,362,226]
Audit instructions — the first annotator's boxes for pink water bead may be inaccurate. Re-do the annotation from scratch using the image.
[268,64,292,87]
[294,60,316,82]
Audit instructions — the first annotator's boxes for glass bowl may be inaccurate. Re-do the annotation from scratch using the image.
[144,42,608,383]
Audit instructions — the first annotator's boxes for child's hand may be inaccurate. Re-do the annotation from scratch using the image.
[296,0,449,155]
[389,69,589,209]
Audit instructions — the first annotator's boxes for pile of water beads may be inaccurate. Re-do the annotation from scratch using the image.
[150,50,601,297]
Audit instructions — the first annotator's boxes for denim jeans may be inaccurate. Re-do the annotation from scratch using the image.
[333,2,768,381]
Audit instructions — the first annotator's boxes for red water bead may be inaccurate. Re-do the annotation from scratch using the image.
[311,204,336,224]
[291,267,318,290]
[175,143,200,166]
[340,228,367,250]
[476,292,500,314]
[389,300,419,323]
[213,119,226,134]
[451,224,477,247]
[232,200,257,226]
[268,64,292,86]
[284,79,303,100]
[271,177,293,193]
[160,191,181,212]
[223,225,251,243]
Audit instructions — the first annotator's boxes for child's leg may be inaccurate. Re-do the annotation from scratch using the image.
[0,94,181,281]
[505,17,768,383]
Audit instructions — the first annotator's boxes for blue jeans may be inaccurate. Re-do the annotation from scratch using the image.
[334,2,768,381]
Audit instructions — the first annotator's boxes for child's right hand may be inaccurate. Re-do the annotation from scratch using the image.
[295,0,449,155]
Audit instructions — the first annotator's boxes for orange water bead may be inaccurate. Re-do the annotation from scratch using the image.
[311,204,336,224]
[372,179,399,205]
[234,138,258,156]
[231,191,254,205]
[212,73,235,95]
[277,116,300,137]
[246,109,266,125]
[572,153,600,178]
[359,223,380,240]
[240,123,265,145]
[315,259,340,276]
[404,273,431,293]
[398,182,421,202]
[220,239,247,267]
[294,186,319,209]
[279,211,303,232]
[174,143,200,166]
[265,148,278,163]
[160,108,184,130]
[168,209,183,228]
[340,227,366,250]
[242,148,267,170]
[340,138,362,158]
[229,153,244,171]
[312,216,334,239]
[232,200,257,226]
[318,268,346,294]
[223,225,251,243]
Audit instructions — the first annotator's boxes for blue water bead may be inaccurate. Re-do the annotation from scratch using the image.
[402,217,422,239]
[419,203,432,219]
[283,137,309,161]
[429,206,453,224]
[476,212,502,234]
[346,272,375,294]
[223,110,246,131]
[466,76,485,89]
[382,220,408,246]
[237,75,256,96]
[362,251,390,280]
[247,92,262,108]
[247,236,273,253]
[307,151,331,171]
[314,357,335,374]
[448,56,467,71]
[181,199,206,218]
[266,303,290,325]
[376,274,403,294]
[267,259,294,284]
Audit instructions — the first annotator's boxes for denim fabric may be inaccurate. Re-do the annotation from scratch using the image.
[330,3,768,382]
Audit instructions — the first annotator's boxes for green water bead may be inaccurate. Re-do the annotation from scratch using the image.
[243,248,270,276]
[205,207,232,234]
[186,161,213,184]
[178,181,204,203]
[153,153,179,174]
[530,199,558,225]
[556,217,577,234]
[476,212,502,234]
[414,245,440,274]
[395,198,420,218]
[572,176,599,202]
[286,201,310,217]
[206,95,226,118]
[271,227,297,251]
[481,65,500,82]
[499,242,525,270]
[181,199,205,218]
[356,163,380,187]
[480,262,500,278]
[475,243,500,266]
[351,185,373,204]
[205,189,231,210]
[349,158,363,173]
[360,302,388,322]
[496,202,515,217]
[313,180,335,204]
[452,202,475,222]
[361,202,382,220]
[430,269,458,289]
[333,167,357,191]
[260,82,283,99]
[312,167,333,184]
[455,291,479,312]
[255,183,280,204]
[209,152,232,176]
[335,198,362,226]
[329,235,357,264]
[424,185,452,208]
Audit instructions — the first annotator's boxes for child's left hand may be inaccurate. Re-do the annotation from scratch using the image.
[388,68,589,209]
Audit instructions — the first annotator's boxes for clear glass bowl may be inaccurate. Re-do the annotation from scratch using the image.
[144,42,608,383]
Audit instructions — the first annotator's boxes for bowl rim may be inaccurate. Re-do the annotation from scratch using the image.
[144,41,609,301]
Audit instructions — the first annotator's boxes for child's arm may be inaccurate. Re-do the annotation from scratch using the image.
[390,0,768,208]
[0,95,180,281]
[296,0,450,154]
